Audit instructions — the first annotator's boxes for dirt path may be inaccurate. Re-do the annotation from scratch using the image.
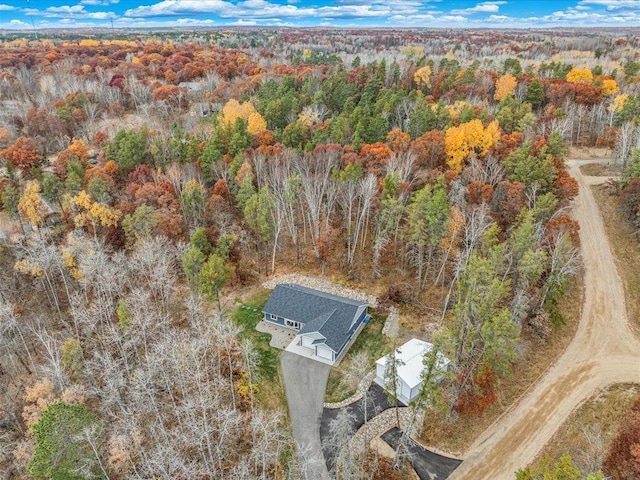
[449,160,640,479]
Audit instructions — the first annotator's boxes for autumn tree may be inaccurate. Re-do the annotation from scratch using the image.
[18,180,48,230]
[410,129,446,169]
[414,65,432,89]
[71,190,121,237]
[602,398,640,480]
[0,136,43,174]
[445,119,501,172]
[601,78,619,96]
[566,67,594,83]
[494,74,517,101]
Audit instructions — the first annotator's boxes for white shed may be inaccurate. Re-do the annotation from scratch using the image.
[374,338,449,406]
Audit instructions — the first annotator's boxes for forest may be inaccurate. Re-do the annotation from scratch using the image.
[0,27,639,479]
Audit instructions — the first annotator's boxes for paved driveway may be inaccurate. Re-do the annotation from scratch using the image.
[281,351,332,480]
[320,383,391,472]
[382,427,462,480]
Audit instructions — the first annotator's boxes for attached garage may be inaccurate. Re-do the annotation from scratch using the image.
[315,345,334,362]
[301,336,315,349]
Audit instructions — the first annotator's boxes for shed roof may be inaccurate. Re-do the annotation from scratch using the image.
[376,338,450,389]
[263,284,367,353]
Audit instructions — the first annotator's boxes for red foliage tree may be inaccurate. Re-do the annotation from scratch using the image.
[386,128,411,153]
[620,178,640,231]
[545,213,580,246]
[491,180,526,228]
[0,136,43,172]
[454,365,497,416]
[596,127,619,149]
[467,181,494,206]
[410,129,446,169]
[493,132,524,160]
[603,398,640,480]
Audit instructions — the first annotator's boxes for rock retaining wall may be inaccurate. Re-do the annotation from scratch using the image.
[262,274,378,307]
[324,371,376,409]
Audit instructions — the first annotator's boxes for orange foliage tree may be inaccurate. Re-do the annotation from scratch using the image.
[0,136,43,172]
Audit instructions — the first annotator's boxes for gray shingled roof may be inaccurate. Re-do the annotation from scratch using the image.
[263,284,367,353]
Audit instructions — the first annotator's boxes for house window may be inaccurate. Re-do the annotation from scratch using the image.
[269,314,277,321]
[285,319,300,329]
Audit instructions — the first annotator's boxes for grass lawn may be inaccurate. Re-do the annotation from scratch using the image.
[231,289,285,406]
[325,309,391,403]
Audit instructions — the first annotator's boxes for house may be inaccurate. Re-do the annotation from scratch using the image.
[262,284,368,363]
[374,338,449,406]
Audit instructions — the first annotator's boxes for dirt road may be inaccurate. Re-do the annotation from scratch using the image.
[449,160,640,479]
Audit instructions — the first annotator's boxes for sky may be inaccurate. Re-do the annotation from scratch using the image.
[1,0,640,29]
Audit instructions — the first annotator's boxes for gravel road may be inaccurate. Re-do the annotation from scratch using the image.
[449,160,640,479]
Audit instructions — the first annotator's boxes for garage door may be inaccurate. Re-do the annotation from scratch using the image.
[301,336,314,349]
[316,345,334,361]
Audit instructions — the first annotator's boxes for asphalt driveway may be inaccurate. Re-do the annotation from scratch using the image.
[320,383,392,472]
[382,427,462,480]
[281,350,332,480]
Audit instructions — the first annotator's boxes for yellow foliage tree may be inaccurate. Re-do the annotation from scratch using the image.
[72,190,121,232]
[414,65,432,89]
[566,67,594,83]
[445,119,501,173]
[219,99,258,127]
[247,111,267,134]
[610,93,629,112]
[601,78,619,96]
[494,74,517,101]
[18,180,47,228]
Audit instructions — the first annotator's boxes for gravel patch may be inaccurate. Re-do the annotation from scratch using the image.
[262,274,378,307]
[382,306,399,338]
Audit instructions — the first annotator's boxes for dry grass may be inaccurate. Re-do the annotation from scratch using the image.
[420,279,583,456]
[579,163,622,177]
[567,146,613,160]
[529,383,640,472]
[592,186,640,328]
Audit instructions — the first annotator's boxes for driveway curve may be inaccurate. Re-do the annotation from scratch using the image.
[281,351,332,480]
[449,160,640,479]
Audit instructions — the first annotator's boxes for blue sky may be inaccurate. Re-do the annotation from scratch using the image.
[0,0,639,29]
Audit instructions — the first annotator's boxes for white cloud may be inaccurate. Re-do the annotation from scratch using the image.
[450,1,506,15]
[231,18,258,25]
[441,14,468,22]
[123,0,412,20]
[32,5,118,20]
[580,0,640,11]
[1,19,30,28]
[80,0,120,5]
[0,4,15,11]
